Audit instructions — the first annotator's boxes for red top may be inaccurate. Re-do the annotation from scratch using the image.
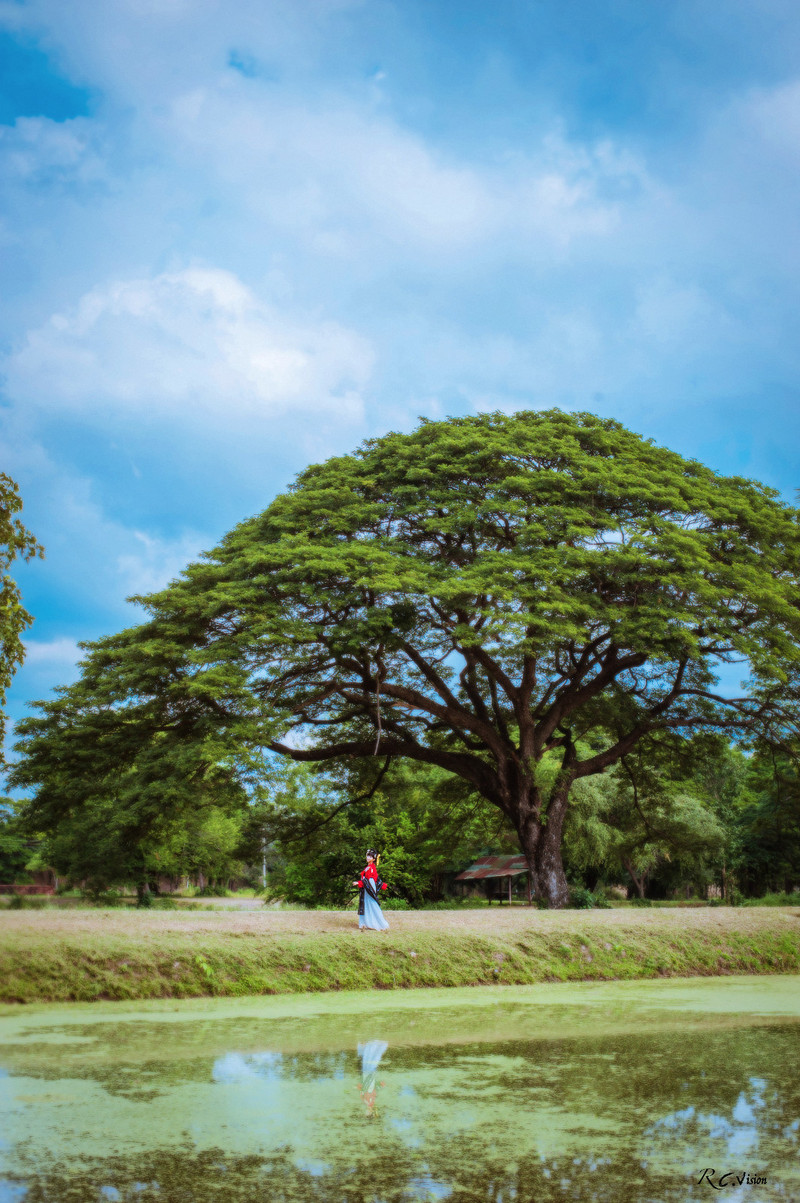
[358,863,387,889]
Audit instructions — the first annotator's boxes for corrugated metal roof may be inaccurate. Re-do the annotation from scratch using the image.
[454,855,529,880]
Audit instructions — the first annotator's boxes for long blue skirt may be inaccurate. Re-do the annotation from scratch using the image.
[359,890,389,930]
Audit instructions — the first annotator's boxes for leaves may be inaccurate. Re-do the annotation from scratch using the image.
[0,473,43,753]
[11,411,800,902]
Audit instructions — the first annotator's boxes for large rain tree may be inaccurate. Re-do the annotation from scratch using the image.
[14,411,800,905]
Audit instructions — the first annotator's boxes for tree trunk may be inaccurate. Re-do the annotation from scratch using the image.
[622,857,646,899]
[535,820,570,908]
[514,790,570,909]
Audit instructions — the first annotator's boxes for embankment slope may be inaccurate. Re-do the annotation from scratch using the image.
[1,906,799,1003]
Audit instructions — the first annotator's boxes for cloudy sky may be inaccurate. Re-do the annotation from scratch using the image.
[2,0,800,744]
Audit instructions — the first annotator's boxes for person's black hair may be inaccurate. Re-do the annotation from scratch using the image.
[365,849,378,860]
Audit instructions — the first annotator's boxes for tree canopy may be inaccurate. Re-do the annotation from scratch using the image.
[12,410,800,905]
[0,473,43,753]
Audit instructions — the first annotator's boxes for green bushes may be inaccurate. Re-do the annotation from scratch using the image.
[5,894,51,909]
[86,890,125,907]
[744,891,800,907]
[567,886,612,910]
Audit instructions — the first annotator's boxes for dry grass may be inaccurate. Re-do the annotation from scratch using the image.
[1,905,798,1004]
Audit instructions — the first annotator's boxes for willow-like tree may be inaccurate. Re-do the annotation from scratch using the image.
[14,411,800,905]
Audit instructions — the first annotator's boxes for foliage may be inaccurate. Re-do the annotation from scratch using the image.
[568,885,598,909]
[6,893,52,910]
[153,806,246,887]
[0,473,43,754]
[82,890,125,907]
[11,670,251,895]
[562,742,726,899]
[249,757,511,907]
[11,411,800,906]
[742,891,800,907]
[735,746,800,896]
[0,798,32,882]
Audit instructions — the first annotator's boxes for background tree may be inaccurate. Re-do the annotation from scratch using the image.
[241,758,512,906]
[12,662,250,898]
[735,744,800,896]
[12,411,800,906]
[0,798,32,883]
[0,473,43,752]
[560,741,726,899]
[683,735,751,901]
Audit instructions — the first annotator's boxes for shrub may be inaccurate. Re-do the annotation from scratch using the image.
[566,886,611,909]
[743,891,800,907]
[6,894,51,909]
[569,886,596,909]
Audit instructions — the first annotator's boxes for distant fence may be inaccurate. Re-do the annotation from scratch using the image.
[0,884,55,895]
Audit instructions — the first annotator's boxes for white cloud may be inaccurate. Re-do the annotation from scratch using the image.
[164,87,630,257]
[740,78,800,163]
[4,267,373,422]
[116,529,207,597]
[0,430,212,616]
[0,116,107,186]
[22,637,82,668]
[15,638,84,702]
[437,271,750,416]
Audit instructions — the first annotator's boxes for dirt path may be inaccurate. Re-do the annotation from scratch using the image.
[1,904,797,939]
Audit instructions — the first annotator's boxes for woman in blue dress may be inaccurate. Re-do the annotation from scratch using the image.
[354,850,389,931]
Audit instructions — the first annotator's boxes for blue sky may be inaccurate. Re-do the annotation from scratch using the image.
[2,0,800,746]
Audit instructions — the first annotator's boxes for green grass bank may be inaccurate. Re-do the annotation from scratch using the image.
[1,906,798,1004]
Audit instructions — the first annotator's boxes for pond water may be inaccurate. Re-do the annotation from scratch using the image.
[0,977,799,1202]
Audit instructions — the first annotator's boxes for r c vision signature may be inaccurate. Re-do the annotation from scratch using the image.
[697,1168,767,1189]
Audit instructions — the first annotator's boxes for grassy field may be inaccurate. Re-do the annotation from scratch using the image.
[1,904,799,1003]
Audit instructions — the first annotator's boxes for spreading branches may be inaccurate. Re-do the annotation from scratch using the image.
[12,410,800,907]
[276,754,394,845]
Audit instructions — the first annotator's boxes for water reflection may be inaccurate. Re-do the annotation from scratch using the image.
[647,1074,779,1171]
[212,1049,283,1083]
[358,1039,388,1117]
[0,980,798,1200]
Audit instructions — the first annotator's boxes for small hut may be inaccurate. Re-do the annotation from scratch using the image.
[454,855,531,904]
